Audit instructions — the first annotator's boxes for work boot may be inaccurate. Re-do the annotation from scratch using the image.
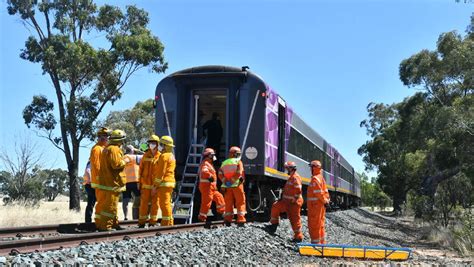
[224,221,232,227]
[237,222,245,227]
[292,237,303,243]
[265,224,278,235]
[138,224,145,229]
[114,225,125,231]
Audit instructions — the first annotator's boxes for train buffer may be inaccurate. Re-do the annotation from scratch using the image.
[298,243,412,261]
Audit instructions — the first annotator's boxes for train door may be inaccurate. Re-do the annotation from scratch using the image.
[192,89,228,161]
[277,96,286,172]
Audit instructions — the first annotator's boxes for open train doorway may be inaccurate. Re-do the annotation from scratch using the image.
[192,89,227,163]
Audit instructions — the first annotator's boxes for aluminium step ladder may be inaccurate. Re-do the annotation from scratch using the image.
[172,143,205,224]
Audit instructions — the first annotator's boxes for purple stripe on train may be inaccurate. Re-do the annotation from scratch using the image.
[264,85,293,169]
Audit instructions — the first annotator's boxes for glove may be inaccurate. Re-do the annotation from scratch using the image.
[324,202,330,209]
[239,177,244,184]
[208,177,215,183]
[220,187,226,194]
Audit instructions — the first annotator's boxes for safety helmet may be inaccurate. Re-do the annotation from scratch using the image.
[202,148,216,157]
[309,160,322,168]
[229,146,241,155]
[96,127,110,137]
[284,161,297,170]
[109,129,126,143]
[147,134,160,143]
[160,135,175,147]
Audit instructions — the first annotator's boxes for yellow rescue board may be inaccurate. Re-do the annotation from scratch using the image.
[298,244,411,261]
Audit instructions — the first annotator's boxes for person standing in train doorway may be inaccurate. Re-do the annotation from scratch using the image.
[219,146,246,227]
[307,160,330,244]
[266,161,304,242]
[203,112,223,160]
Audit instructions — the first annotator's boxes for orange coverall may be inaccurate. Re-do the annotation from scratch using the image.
[219,158,246,224]
[198,159,225,221]
[270,172,304,240]
[90,143,106,224]
[307,172,330,244]
[138,150,161,226]
[96,144,126,231]
[154,151,176,226]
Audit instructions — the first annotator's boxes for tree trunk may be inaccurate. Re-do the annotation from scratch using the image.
[68,141,81,211]
[421,167,460,197]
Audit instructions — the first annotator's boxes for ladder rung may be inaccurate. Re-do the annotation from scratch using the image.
[179,193,193,198]
[187,163,200,167]
[174,214,191,219]
[176,203,192,209]
[183,173,197,177]
[189,153,201,157]
[191,144,205,148]
[180,183,195,187]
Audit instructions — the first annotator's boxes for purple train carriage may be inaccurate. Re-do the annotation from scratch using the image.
[154,65,361,223]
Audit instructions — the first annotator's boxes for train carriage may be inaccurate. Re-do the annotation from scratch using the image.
[154,65,360,222]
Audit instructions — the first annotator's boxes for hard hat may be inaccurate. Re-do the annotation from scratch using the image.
[229,146,241,154]
[202,148,216,157]
[96,127,110,137]
[109,129,126,143]
[309,160,322,168]
[284,161,297,170]
[160,135,175,147]
[147,134,160,143]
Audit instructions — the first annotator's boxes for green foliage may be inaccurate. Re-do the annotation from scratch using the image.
[359,17,473,215]
[37,168,69,201]
[0,170,44,206]
[359,172,392,211]
[102,99,155,148]
[7,0,167,210]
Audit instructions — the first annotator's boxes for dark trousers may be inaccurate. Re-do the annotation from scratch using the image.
[85,184,96,223]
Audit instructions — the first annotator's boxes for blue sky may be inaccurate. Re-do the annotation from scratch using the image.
[0,0,472,177]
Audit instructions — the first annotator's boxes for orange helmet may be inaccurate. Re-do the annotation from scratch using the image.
[309,160,322,168]
[229,146,241,156]
[202,148,216,157]
[284,161,297,170]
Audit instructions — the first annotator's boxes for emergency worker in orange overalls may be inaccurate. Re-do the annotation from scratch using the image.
[89,127,110,225]
[266,161,304,242]
[218,146,246,227]
[154,135,176,226]
[138,135,161,227]
[198,148,225,224]
[96,129,127,231]
[122,145,142,220]
[307,160,330,244]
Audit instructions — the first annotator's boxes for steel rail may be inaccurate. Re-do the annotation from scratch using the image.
[0,220,139,239]
[0,221,225,256]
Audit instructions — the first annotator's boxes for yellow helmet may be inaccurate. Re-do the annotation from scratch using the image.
[148,134,160,143]
[109,129,126,143]
[96,127,110,137]
[160,135,175,147]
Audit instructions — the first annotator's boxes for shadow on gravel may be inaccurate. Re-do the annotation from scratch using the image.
[353,209,420,237]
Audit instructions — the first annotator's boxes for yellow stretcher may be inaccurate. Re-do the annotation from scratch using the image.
[298,243,412,261]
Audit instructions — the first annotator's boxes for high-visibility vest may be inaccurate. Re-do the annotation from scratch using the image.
[219,158,243,188]
[124,154,141,183]
[282,172,303,201]
[307,173,329,204]
[82,162,91,185]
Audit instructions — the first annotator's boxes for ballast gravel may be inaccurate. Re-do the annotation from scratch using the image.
[2,208,472,266]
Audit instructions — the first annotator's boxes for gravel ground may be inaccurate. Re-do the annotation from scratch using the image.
[1,208,472,266]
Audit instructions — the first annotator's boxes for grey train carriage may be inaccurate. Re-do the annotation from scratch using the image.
[154,65,361,222]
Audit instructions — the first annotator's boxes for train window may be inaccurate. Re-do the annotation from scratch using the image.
[289,127,328,167]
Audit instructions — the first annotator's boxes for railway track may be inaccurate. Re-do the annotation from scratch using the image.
[0,221,226,256]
